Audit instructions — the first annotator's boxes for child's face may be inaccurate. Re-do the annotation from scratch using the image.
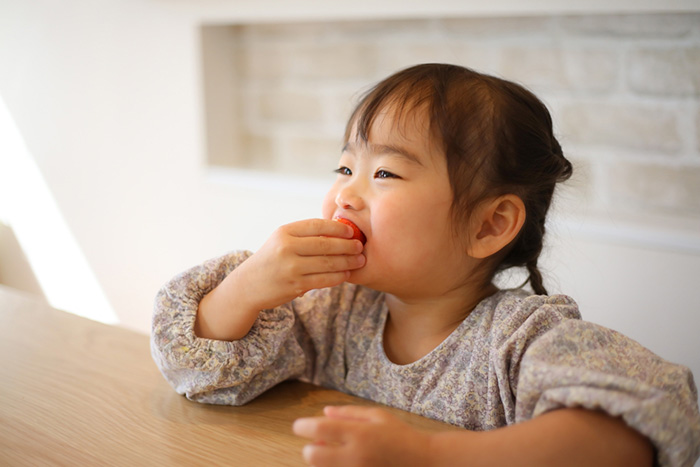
[322,106,475,299]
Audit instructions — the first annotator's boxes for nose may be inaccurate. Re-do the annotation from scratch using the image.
[335,180,365,211]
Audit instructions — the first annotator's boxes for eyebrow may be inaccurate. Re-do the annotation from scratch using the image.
[342,142,424,166]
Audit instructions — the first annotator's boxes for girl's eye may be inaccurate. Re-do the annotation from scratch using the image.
[334,166,352,176]
[375,169,399,179]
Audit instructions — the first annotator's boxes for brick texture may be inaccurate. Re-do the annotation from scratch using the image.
[558,13,697,38]
[256,89,324,122]
[560,101,682,153]
[609,163,700,216]
[627,47,700,96]
[697,106,700,153]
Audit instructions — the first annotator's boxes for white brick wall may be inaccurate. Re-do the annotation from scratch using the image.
[202,12,700,226]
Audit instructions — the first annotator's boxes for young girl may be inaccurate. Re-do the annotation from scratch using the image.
[152,64,700,466]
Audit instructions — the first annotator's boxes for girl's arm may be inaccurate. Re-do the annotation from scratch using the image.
[430,407,653,466]
[513,319,700,466]
[293,405,653,467]
[151,250,306,405]
[151,219,365,405]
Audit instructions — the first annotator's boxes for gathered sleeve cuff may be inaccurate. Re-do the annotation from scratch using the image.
[150,251,307,405]
[515,320,700,467]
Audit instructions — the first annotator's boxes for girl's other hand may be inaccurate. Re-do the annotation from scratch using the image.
[293,405,432,467]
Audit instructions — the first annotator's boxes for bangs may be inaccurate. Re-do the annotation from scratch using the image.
[344,69,440,145]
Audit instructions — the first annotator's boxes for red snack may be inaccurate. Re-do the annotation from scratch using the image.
[334,217,367,244]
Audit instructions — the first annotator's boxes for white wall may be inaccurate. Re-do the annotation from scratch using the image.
[1,0,698,398]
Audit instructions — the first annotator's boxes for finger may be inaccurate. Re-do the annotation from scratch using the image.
[293,271,351,297]
[293,417,323,440]
[323,405,392,423]
[283,254,364,282]
[302,443,342,467]
[293,417,354,444]
[295,235,364,257]
[284,218,354,239]
[297,253,366,276]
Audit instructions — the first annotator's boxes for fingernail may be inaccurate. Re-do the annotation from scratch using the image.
[292,418,306,433]
[302,444,315,461]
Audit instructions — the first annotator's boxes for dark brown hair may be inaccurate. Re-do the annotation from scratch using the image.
[345,63,572,295]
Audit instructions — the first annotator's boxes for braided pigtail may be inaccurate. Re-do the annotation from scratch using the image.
[526,260,546,296]
[515,215,548,295]
[482,79,573,295]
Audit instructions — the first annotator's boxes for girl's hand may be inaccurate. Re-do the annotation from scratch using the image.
[292,405,432,467]
[195,219,365,341]
[239,218,365,310]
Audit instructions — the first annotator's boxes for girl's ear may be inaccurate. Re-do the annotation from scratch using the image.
[467,195,526,259]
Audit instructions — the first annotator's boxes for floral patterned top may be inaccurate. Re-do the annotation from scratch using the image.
[151,251,700,466]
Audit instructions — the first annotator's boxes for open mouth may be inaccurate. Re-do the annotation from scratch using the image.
[333,217,367,245]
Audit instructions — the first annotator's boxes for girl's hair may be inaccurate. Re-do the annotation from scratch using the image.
[345,63,572,295]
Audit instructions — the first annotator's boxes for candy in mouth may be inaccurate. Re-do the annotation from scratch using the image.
[334,217,367,244]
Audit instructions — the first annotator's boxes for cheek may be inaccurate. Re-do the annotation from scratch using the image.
[321,188,337,219]
[366,203,412,250]
[371,195,452,250]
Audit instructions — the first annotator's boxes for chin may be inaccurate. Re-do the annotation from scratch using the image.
[346,269,391,294]
[346,268,371,287]
[346,270,364,285]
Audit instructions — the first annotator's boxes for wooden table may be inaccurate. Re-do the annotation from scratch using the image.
[0,285,456,466]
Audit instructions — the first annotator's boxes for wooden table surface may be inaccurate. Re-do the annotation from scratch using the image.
[0,285,456,466]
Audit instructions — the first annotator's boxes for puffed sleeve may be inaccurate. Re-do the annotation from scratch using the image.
[515,319,700,467]
[150,251,307,405]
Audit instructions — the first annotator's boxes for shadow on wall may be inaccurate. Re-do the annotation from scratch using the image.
[0,96,117,323]
[0,222,45,299]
